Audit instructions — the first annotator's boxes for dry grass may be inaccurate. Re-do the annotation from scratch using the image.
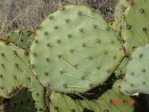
[0,0,117,37]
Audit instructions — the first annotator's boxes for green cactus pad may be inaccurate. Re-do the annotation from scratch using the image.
[0,41,42,98]
[121,0,149,56]
[0,41,46,111]
[0,41,34,98]
[50,92,83,112]
[114,58,128,78]
[7,30,34,49]
[2,88,36,112]
[50,80,135,112]
[28,79,46,112]
[114,0,131,35]
[121,44,149,95]
[30,4,123,93]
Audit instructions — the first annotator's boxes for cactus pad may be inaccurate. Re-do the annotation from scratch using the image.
[50,92,83,112]
[28,79,46,112]
[114,0,131,35]
[0,41,33,98]
[121,0,149,56]
[114,58,128,78]
[7,30,34,49]
[121,44,149,95]
[30,4,123,93]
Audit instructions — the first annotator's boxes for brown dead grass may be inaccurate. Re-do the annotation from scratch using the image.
[0,0,117,37]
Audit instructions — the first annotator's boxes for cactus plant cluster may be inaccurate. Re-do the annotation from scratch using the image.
[0,0,148,111]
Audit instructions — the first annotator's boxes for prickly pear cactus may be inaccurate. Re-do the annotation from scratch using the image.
[1,88,36,112]
[28,79,46,112]
[6,30,34,49]
[50,92,83,112]
[30,4,123,94]
[114,58,128,78]
[0,39,46,111]
[121,44,149,95]
[0,40,45,101]
[0,41,33,98]
[114,0,132,35]
[50,80,135,112]
[121,0,149,56]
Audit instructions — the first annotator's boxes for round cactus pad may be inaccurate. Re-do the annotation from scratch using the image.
[121,44,149,95]
[30,5,123,93]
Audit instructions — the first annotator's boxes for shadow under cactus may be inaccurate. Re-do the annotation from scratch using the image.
[132,94,149,112]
